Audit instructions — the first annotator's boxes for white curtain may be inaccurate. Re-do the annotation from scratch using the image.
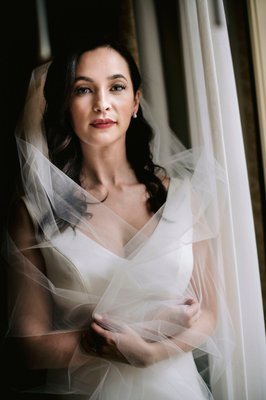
[134,0,266,399]
[133,0,173,160]
[36,0,51,62]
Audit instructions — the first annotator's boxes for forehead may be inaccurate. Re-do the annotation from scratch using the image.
[75,47,131,78]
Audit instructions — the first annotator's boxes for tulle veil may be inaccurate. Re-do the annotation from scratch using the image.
[3,61,234,399]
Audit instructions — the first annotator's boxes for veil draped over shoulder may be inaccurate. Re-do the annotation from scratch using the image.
[3,62,234,399]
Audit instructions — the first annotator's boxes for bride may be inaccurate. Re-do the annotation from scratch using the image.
[5,36,233,399]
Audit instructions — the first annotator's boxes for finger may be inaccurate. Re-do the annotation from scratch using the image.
[186,302,200,318]
[194,308,202,321]
[190,313,201,325]
[170,303,199,320]
[91,321,114,341]
[188,308,202,324]
[184,298,198,306]
[93,314,123,333]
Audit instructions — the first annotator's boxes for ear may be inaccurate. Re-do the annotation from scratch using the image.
[133,90,141,115]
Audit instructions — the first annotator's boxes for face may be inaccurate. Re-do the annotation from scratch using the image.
[69,47,140,148]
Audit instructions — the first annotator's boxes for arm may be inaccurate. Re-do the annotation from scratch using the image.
[89,240,217,367]
[150,240,217,362]
[8,200,87,369]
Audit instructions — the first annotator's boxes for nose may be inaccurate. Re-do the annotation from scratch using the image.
[93,91,110,113]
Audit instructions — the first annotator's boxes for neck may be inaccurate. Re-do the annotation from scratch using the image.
[80,141,136,188]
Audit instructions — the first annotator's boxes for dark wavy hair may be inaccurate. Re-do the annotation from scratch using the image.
[43,37,167,228]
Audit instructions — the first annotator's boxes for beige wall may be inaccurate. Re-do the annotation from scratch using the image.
[247,0,266,190]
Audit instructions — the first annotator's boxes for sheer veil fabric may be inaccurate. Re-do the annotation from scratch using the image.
[4,63,234,398]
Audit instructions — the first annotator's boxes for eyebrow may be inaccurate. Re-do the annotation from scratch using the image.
[74,74,128,83]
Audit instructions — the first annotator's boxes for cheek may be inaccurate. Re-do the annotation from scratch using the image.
[118,99,135,118]
[70,101,88,117]
[69,102,89,128]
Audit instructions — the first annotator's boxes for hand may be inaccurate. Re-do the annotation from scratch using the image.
[90,314,153,367]
[154,298,201,329]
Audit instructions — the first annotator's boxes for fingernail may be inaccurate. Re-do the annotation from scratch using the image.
[94,313,102,320]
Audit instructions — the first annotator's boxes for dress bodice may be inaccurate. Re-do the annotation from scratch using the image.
[39,177,194,305]
[20,177,212,400]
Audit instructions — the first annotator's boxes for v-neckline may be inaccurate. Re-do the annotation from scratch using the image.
[73,178,174,261]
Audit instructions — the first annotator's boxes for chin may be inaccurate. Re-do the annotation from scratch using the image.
[80,135,123,148]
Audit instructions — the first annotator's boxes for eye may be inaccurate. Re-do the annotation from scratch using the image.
[110,84,126,92]
[73,86,92,96]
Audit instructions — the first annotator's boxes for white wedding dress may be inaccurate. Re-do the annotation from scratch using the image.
[4,63,234,400]
[22,177,213,400]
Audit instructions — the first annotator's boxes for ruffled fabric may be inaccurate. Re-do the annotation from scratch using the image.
[3,63,234,399]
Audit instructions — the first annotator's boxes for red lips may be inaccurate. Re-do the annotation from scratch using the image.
[90,119,116,129]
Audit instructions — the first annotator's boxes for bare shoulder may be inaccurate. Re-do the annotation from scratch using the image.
[8,198,36,248]
[161,175,170,191]
[156,170,170,191]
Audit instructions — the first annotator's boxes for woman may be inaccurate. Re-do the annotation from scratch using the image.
[6,37,233,399]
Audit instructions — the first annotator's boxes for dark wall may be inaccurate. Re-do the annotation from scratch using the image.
[4,0,123,230]
[2,2,124,397]
[2,5,39,394]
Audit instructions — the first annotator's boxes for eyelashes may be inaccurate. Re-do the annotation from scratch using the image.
[73,84,126,96]
[110,84,126,92]
[73,87,92,96]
